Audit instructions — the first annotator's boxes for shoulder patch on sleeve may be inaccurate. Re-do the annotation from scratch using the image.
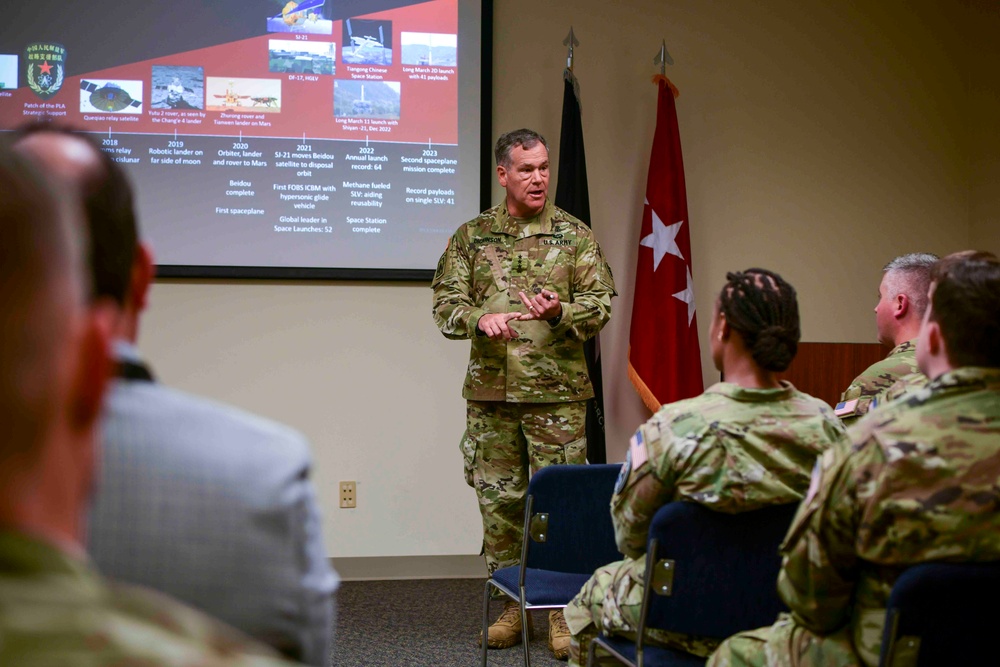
[614,453,632,496]
[834,398,859,417]
[629,429,649,469]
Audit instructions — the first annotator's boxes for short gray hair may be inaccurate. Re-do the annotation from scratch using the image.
[882,252,938,318]
[494,129,547,169]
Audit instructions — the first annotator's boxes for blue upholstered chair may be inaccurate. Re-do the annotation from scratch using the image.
[588,501,799,667]
[879,561,1000,666]
[481,463,623,667]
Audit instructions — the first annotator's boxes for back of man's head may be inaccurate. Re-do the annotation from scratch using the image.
[13,123,138,307]
[928,251,1000,369]
[882,252,938,320]
[0,148,87,469]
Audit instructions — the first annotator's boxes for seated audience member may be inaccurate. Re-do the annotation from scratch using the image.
[564,269,848,665]
[0,149,301,665]
[709,251,1000,667]
[14,125,338,666]
[835,253,937,424]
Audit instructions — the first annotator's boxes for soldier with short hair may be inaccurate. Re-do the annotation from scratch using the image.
[709,251,1000,667]
[14,123,337,666]
[835,252,938,424]
[564,269,847,666]
[432,128,616,658]
[0,148,301,666]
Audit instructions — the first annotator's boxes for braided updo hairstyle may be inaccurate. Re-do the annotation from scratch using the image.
[718,268,801,372]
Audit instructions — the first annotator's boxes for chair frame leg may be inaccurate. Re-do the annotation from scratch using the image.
[587,635,598,667]
[520,585,531,667]
[481,579,493,667]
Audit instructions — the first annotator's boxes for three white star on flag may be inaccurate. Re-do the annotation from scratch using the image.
[639,200,684,271]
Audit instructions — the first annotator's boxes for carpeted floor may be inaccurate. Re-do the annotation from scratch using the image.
[331,578,567,666]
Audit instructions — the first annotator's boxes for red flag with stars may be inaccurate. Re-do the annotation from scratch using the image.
[628,75,703,412]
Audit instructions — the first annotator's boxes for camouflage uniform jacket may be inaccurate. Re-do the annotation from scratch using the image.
[836,340,918,425]
[613,381,847,558]
[777,367,1000,667]
[881,370,929,404]
[431,199,616,402]
[0,531,302,666]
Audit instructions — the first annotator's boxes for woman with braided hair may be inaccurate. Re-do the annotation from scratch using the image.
[563,268,848,666]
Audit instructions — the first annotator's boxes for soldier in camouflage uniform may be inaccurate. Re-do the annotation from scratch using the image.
[565,269,847,666]
[835,253,937,424]
[709,251,1000,667]
[432,129,616,657]
[0,151,300,666]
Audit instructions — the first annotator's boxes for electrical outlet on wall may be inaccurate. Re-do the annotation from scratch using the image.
[339,481,356,508]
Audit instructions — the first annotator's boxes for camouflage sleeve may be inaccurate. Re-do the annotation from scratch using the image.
[777,439,871,634]
[610,410,709,558]
[550,235,616,342]
[431,230,487,340]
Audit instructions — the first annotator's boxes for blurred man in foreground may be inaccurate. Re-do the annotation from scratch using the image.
[14,125,338,665]
[0,147,300,665]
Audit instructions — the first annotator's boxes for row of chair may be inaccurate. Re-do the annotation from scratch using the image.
[482,463,1000,667]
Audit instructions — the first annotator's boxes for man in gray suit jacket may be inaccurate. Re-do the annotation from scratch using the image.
[15,125,339,666]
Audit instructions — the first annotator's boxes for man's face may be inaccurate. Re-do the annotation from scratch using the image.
[497,142,549,218]
[915,304,933,376]
[874,272,897,346]
[708,299,725,372]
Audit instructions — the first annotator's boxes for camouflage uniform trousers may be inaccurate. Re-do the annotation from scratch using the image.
[464,399,587,576]
[706,614,857,667]
[564,556,720,666]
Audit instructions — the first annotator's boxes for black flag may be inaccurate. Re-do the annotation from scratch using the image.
[555,68,606,464]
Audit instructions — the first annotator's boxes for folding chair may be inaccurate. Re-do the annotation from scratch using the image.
[481,463,623,667]
[589,501,798,667]
[879,561,1000,666]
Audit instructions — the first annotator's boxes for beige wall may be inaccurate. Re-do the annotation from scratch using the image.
[141,0,996,562]
[968,1,1000,255]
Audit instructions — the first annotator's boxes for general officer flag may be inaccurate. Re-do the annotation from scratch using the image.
[555,67,607,463]
[628,75,703,412]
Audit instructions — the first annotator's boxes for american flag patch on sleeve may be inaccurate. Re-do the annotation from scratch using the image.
[629,430,648,470]
[834,398,859,417]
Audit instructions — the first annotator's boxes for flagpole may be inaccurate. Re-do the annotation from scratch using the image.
[563,27,579,71]
[555,30,608,463]
[628,39,703,413]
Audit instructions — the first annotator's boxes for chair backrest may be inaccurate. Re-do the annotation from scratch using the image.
[643,501,798,639]
[879,561,1000,667]
[524,463,623,574]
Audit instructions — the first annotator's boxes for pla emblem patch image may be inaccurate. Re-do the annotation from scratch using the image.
[24,42,66,100]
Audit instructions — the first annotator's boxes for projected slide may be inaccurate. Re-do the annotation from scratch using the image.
[0,0,485,278]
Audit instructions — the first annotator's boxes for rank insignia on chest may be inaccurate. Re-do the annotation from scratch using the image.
[512,253,529,275]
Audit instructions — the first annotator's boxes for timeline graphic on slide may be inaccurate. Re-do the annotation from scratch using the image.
[0,0,480,276]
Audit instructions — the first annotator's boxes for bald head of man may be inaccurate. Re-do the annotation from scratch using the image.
[0,147,113,550]
[14,123,151,343]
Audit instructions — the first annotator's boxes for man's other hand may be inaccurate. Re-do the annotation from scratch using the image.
[478,312,522,339]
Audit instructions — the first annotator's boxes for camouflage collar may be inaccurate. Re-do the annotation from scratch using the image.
[929,366,1000,392]
[706,380,795,402]
[492,199,556,238]
[889,339,917,357]
[0,530,92,580]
